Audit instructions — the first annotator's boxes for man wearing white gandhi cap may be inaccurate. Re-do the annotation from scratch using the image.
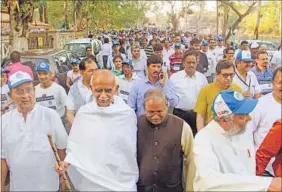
[193,90,282,191]
[55,69,139,191]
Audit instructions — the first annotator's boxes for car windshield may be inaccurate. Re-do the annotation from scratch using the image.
[21,58,50,66]
[257,42,277,51]
[63,43,91,57]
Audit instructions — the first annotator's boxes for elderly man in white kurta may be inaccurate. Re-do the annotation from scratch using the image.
[1,71,68,191]
[56,69,139,191]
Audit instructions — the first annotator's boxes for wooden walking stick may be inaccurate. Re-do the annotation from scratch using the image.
[47,134,73,191]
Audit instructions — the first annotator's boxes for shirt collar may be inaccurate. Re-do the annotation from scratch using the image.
[144,77,160,85]
[15,104,37,117]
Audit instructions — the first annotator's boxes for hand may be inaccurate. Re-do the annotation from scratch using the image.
[242,90,251,98]
[268,178,282,191]
[159,71,167,87]
[54,161,69,175]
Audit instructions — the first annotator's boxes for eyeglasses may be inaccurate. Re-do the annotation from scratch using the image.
[221,73,235,79]
[227,52,234,55]
[12,87,34,96]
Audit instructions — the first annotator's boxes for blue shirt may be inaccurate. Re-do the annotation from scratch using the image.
[251,66,273,95]
[128,78,179,116]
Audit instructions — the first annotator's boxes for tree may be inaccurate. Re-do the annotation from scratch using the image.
[254,0,262,39]
[219,0,257,40]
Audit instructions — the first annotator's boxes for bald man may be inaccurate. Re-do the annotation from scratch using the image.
[56,70,139,191]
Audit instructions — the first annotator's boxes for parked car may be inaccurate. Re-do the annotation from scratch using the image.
[1,49,80,92]
[63,38,101,60]
[244,40,278,60]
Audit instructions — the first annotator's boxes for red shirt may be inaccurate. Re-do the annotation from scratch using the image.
[169,53,183,74]
[256,119,282,177]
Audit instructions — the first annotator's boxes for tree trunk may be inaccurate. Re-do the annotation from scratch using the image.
[64,0,69,29]
[44,4,48,23]
[254,0,261,39]
[222,4,229,37]
[39,5,43,22]
[9,0,17,48]
[224,2,257,40]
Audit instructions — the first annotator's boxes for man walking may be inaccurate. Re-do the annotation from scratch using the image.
[137,88,194,192]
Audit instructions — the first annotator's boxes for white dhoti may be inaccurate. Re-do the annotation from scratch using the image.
[65,96,139,191]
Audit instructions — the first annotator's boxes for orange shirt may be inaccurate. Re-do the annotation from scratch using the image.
[256,119,282,177]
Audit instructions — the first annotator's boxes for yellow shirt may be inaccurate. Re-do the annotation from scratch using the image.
[195,82,242,125]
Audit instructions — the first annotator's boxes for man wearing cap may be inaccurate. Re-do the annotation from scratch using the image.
[1,71,68,191]
[250,67,282,177]
[115,60,140,104]
[233,50,261,98]
[195,60,242,130]
[66,58,81,88]
[251,51,274,95]
[173,35,186,53]
[4,51,34,79]
[250,42,260,59]
[55,70,139,191]
[234,40,249,59]
[193,90,281,191]
[66,57,98,126]
[214,36,226,63]
[35,62,68,129]
[1,68,14,115]
[128,55,179,117]
[137,88,195,192]
[106,41,127,70]
[201,40,216,82]
[169,43,184,75]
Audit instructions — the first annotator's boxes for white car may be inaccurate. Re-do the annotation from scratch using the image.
[63,38,101,60]
[246,40,278,60]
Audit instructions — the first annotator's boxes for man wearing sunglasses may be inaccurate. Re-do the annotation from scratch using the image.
[195,60,242,131]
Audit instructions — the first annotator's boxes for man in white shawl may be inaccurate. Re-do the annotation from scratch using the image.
[55,69,139,191]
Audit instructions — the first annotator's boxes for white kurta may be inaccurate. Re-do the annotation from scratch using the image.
[1,105,68,191]
[193,120,272,191]
[65,96,139,191]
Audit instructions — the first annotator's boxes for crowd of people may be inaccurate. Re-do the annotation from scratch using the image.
[1,29,282,191]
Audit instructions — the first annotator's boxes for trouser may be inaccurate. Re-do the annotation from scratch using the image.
[137,184,183,192]
[206,73,215,83]
[61,114,70,134]
[173,108,197,137]
[102,55,109,69]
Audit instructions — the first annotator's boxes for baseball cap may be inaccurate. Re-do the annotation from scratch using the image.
[8,71,33,89]
[36,62,50,72]
[217,36,224,41]
[236,50,253,62]
[251,42,259,49]
[212,90,258,118]
[71,58,80,65]
[112,41,120,46]
[202,40,208,46]
[174,43,181,48]
[1,68,9,74]
[122,59,133,66]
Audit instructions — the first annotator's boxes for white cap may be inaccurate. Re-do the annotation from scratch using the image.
[251,42,259,49]
[8,71,33,89]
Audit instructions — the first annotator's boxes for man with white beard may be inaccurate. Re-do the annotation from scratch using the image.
[193,90,281,191]
[55,70,139,191]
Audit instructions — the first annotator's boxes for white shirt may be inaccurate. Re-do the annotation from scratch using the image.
[101,43,112,56]
[170,70,208,110]
[1,105,68,191]
[132,58,147,80]
[251,92,282,149]
[35,83,67,117]
[127,49,147,60]
[233,70,261,96]
[202,50,217,76]
[271,50,281,68]
[66,78,93,112]
[1,84,15,112]
[214,46,226,63]
[162,47,174,64]
[193,120,272,191]
[107,53,127,70]
[67,70,81,84]
[116,74,140,104]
